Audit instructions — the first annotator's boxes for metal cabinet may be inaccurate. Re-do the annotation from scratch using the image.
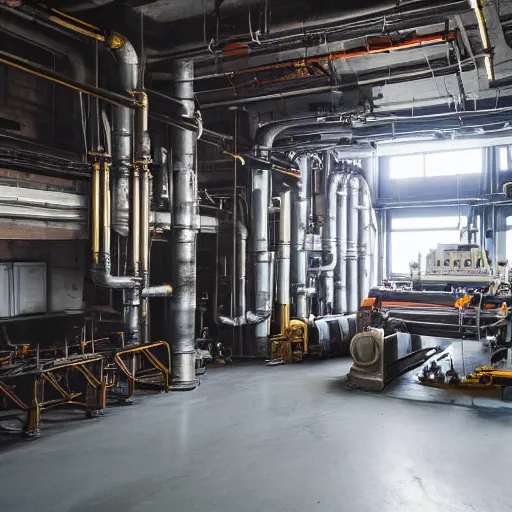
[0,263,13,318]
[13,262,47,316]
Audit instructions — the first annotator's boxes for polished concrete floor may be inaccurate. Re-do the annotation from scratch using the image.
[1,359,512,512]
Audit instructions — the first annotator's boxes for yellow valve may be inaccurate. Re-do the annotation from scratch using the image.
[455,295,471,308]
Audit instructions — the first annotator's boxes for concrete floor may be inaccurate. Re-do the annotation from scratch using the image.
[1,359,512,512]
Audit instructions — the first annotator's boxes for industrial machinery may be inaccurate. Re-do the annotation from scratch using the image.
[350,240,512,391]
[268,160,373,363]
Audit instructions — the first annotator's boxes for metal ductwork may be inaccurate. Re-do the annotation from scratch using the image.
[111,39,138,237]
[168,59,198,390]
[346,174,360,314]
[311,161,348,314]
[291,154,310,320]
[249,119,333,354]
[335,173,350,314]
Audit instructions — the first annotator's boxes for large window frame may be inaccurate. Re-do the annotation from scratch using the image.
[388,148,483,180]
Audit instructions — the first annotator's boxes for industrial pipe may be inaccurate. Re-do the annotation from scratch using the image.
[111,38,138,237]
[335,175,350,314]
[169,59,199,390]
[277,187,291,336]
[91,161,100,265]
[292,154,310,320]
[347,175,360,313]
[91,161,141,289]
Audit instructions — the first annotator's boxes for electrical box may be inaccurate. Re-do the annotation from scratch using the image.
[13,262,47,316]
[50,266,83,313]
[0,263,13,318]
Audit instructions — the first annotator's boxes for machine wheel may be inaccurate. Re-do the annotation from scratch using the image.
[85,409,101,419]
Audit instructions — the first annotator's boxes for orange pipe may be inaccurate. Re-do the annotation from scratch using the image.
[227,31,456,78]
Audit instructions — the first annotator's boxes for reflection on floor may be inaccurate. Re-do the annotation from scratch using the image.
[2,359,512,511]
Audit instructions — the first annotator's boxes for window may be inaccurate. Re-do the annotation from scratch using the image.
[390,215,466,274]
[392,216,464,230]
[388,154,423,179]
[498,146,512,172]
[389,149,482,180]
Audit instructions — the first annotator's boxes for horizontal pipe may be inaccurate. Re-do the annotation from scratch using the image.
[225,30,456,79]
[0,50,139,108]
[141,285,173,297]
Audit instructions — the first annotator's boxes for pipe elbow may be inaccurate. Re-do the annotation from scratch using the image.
[91,269,142,290]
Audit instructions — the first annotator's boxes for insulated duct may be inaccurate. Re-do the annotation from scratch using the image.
[335,174,350,314]
[346,174,360,313]
[310,159,349,313]
[277,187,291,336]
[110,39,138,237]
[168,59,198,390]
[292,154,310,320]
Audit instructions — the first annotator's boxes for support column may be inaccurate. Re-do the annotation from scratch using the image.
[169,60,198,390]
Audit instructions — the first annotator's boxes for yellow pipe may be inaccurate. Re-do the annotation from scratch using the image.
[279,304,290,337]
[140,164,150,342]
[0,56,123,107]
[48,16,106,42]
[50,8,101,30]
[91,162,100,264]
[102,161,111,260]
[472,0,494,81]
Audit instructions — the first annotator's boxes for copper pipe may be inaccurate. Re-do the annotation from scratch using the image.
[91,161,100,264]
[226,31,456,79]
[48,16,105,42]
[49,8,100,30]
[102,161,111,262]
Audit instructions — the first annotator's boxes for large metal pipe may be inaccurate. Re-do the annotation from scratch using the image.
[134,91,152,342]
[92,161,140,289]
[335,176,349,314]
[358,179,370,305]
[169,59,198,390]
[312,160,349,313]
[347,175,360,313]
[111,39,138,237]
[292,154,310,319]
[237,222,248,320]
[278,187,291,336]
[357,173,378,296]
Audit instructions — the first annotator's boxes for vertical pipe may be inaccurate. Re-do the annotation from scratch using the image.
[91,162,100,265]
[377,209,386,285]
[237,222,248,321]
[169,59,198,390]
[111,41,138,236]
[134,91,151,342]
[292,154,310,319]
[278,187,291,335]
[102,161,111,267]
[140,167,150,341]
[347,175,360,313]
[358,177,371,301]
[252,162,272,355]
[335,178,348,313]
